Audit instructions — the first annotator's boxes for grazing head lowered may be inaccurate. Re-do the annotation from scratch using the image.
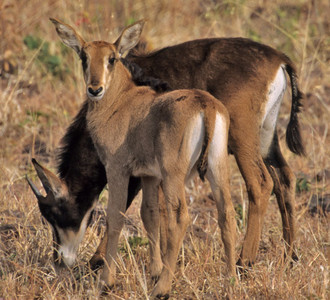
[27,159,95,267]
[49,19,235,298]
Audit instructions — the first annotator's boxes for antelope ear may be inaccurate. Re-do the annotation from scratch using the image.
[31,158,64,198]
[114,20,145,56]
[50,17,85,55]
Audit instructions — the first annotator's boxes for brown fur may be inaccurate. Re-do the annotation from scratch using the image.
[27,17,304,289]
[54,30,304,272]
[127,38,303,268]
[51,19,236,298]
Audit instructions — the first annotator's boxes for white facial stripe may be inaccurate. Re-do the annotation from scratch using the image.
[56,205,95,267]
[103,56,108,84]
[104,56,112,92]
[260,66,287,158]
[84,53,91,84]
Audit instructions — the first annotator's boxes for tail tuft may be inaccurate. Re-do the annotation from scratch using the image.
[285,64,305,156]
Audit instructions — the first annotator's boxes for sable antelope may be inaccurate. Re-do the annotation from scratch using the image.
[50,19,235,298]
[27,16,304,282]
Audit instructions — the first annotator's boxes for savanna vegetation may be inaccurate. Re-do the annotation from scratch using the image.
[0,0,329,299]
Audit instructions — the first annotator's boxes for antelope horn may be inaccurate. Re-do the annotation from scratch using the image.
[26,175,53,206]
[31,158,53,194]
[26,175,43,200]
[31,158,64,196]
[29,158,63,206]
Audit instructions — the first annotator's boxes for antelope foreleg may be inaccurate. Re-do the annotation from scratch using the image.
[89,223,108,271]
[99,175,129,289]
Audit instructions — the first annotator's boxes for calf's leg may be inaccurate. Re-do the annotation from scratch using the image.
[140,177,163,280]
[89,176,141,270]
[100,174,129,288]
[207,155,236,277]
[151,178,190,299]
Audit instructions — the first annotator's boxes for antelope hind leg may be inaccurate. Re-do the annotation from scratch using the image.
[207,161,237,277]
[265,133,298,262]
[140,177,163,280]
[151,179,190,299]
[234,149,273,270]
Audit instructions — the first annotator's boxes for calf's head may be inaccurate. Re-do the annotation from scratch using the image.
[27,159,94,267]
[50,18,144,101]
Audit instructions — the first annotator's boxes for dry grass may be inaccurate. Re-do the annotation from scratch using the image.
[0,0,329,299]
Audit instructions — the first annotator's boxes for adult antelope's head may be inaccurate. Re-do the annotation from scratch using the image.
[27,159,95,268]
[50,18,144,101]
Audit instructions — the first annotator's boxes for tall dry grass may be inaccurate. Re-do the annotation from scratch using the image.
[0,0,329,299]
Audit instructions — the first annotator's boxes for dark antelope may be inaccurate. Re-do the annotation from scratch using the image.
[27,16,304,288]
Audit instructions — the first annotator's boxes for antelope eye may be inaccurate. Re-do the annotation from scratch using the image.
[108,57,116,65]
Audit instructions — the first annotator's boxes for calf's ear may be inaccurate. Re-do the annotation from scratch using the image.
[50,17,85,55]
[114,20,145,57]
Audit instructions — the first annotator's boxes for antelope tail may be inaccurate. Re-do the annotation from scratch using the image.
[197,108,216,181]
[285,63,305,156]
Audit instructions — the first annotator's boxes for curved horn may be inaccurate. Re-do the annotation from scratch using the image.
[31,158,63,196]
[26,175,43,199]
[26,175,52,205]
[31,158,52,194]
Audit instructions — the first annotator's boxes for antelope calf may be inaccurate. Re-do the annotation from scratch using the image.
[27,16,305,293]
[50,19,235,297]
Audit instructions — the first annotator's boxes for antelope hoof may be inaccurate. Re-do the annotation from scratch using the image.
[151,281,171,299]
[100,283,115,296]
[151,275,160,284]
[236,258,253,277]
[88,256,104,271]
[284,250,299,264]
[155,294,170,300]
[291,252,299,262]
[283,251,298,269]
[290,252,299,268]
[150,263,163,283]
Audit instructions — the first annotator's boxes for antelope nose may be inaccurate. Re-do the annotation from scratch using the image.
[88,86,103,96]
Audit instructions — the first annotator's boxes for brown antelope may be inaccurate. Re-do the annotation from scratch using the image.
[54,19,235,297]
[27,16,304,287]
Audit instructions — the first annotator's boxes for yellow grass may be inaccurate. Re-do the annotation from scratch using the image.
[0,0,329,299]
